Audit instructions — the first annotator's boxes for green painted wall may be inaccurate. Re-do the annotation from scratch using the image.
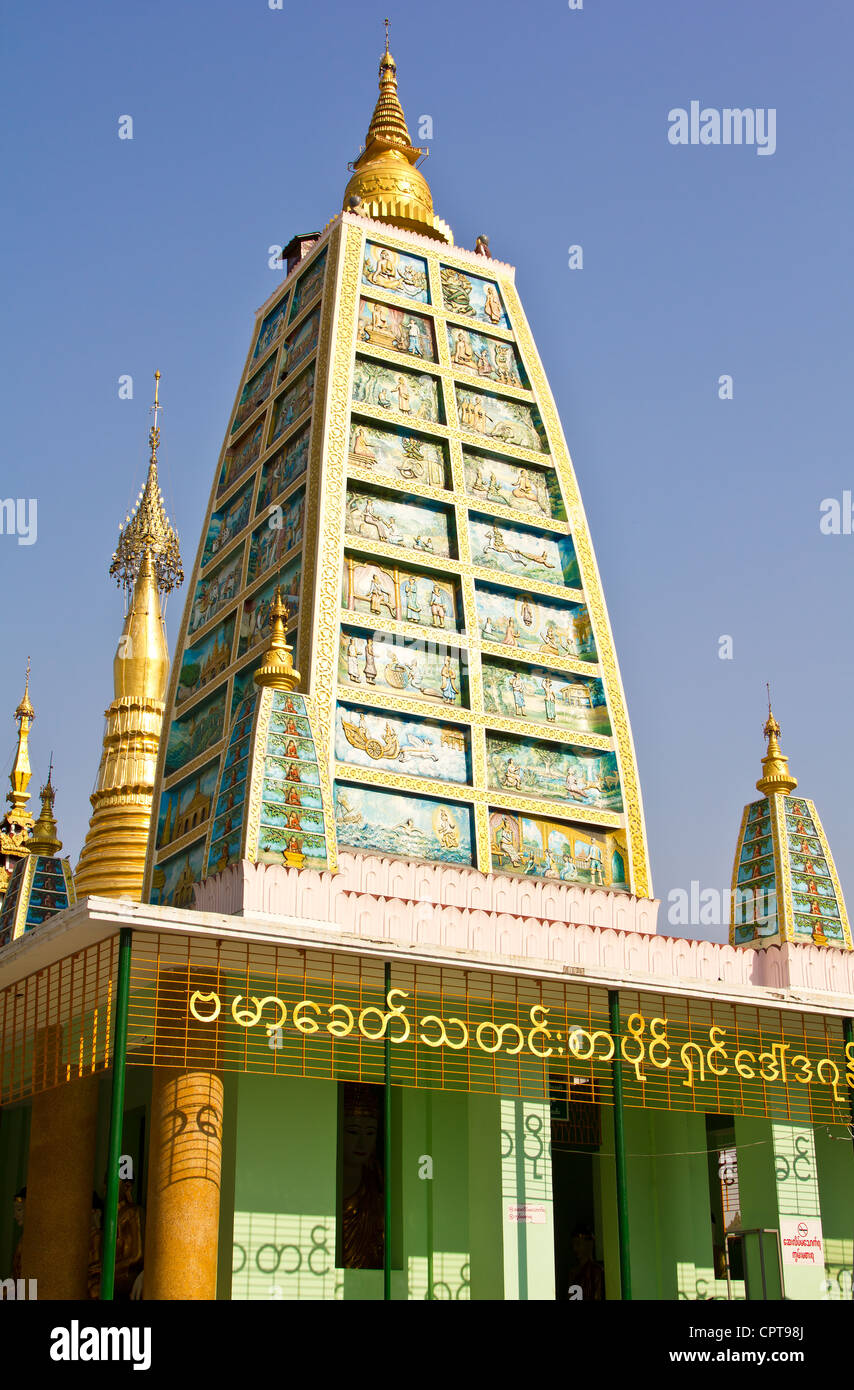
[814,1125,854,1301]
[733,1116,783,1299]
[618,1108,715,1300]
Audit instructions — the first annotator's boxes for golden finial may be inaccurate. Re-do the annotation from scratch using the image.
[110,371,183,595]
[15,656,34,722]
[342,28,453,244]
[756,687,798,797]
[29,756,62,856]
[254,585,301,691]
[6,659,35,824]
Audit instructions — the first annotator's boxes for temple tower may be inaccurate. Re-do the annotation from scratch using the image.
[75,373,183,899]
[730,699,851,949]
[143,37,650,904]
[0,663,36,906]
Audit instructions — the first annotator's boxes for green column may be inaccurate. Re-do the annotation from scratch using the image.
[609,989,631,1300]
[100,927,133,1300]
[384,960,392,1301]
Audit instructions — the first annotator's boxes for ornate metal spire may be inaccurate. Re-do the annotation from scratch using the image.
[254,585,301,691]
[6,658,35,825]
[342,26,453,244]
[110,371,183,595]
[756,686,798,797]
[29,757,62,856]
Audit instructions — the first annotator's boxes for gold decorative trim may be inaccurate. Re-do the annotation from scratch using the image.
[728,802,752,946]
[243,688,271,863]
[803,798,852,949]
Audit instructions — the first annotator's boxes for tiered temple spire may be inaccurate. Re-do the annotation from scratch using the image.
[342,22,453,244]
[75,373,182,900]
[29,759,62,856]
[756,690,798,797]
[254,585,301,692]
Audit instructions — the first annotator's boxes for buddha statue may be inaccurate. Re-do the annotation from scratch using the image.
[341,1083,385,1269]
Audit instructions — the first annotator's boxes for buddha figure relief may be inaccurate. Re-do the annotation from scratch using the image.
[340,1083,385,1269]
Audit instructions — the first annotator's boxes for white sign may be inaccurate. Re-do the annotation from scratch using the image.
[507,1203,546,1224]
[780,1217,824,1267]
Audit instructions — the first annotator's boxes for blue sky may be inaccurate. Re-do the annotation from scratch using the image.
[3,0,852,939]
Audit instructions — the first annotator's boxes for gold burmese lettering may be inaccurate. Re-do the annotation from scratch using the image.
[567,1024,614,1064]
[326,1002,354,1037]
[759,1042,790,1082]
[527,1005,555,1059]
[816,1057,844,1102]
[419,1015,447,1048]
[182,992,852,1102]
[620,1013,646,1082]
[385,989,412,1044]
[706,1026,729,1077]
[189,989,221,1023]
[680,1041,706,1088]
[648,1017,671,1069]
[735,1048,756,1079]
[293,1000,321,1034]
[443,1017,470,1050]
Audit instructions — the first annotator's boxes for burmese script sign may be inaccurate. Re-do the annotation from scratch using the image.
[140,974,854,1124]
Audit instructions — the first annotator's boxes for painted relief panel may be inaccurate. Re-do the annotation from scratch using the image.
[150,842,206,908]
[239,563,301,656]
[352,359,442,423]
[447,323,526,387]
[207,698,255,874]
[24,862,74,933]
[787,798,846,943]
[218,419,264,497]
[482,660,609,735]
[288,247,327,322]
[345,488,453,559]
[440,266,508,329]
[270,364,315,444]
[490,810,629,889]
[247,489,305,584]
[732,800,776,943]
[257,693,328,871]
[338,628,466,707]
[342,557,460,631]
[464,452,564,521]
[335,705,469,784]
[487,735,622,813]
[281,305,320,378]
[229,663,257,718]
[456,387,546,453]
[176,616,235,706]
[163,687,227,777]
[476,584,597,661]
[334,784,472,865]
[469,515,579,586]
[253,292,290,360]
[188,548,244,637]
[348,421,448,488]
[362,242,429,303]
[201,479,254,569]
[156,761,219,851]
[256,427,310,513]
[358,298,436,361]
[233,355,277,433]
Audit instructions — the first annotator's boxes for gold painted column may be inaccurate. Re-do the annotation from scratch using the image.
[22,1055,99,1299]
[143,969,223,1300]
